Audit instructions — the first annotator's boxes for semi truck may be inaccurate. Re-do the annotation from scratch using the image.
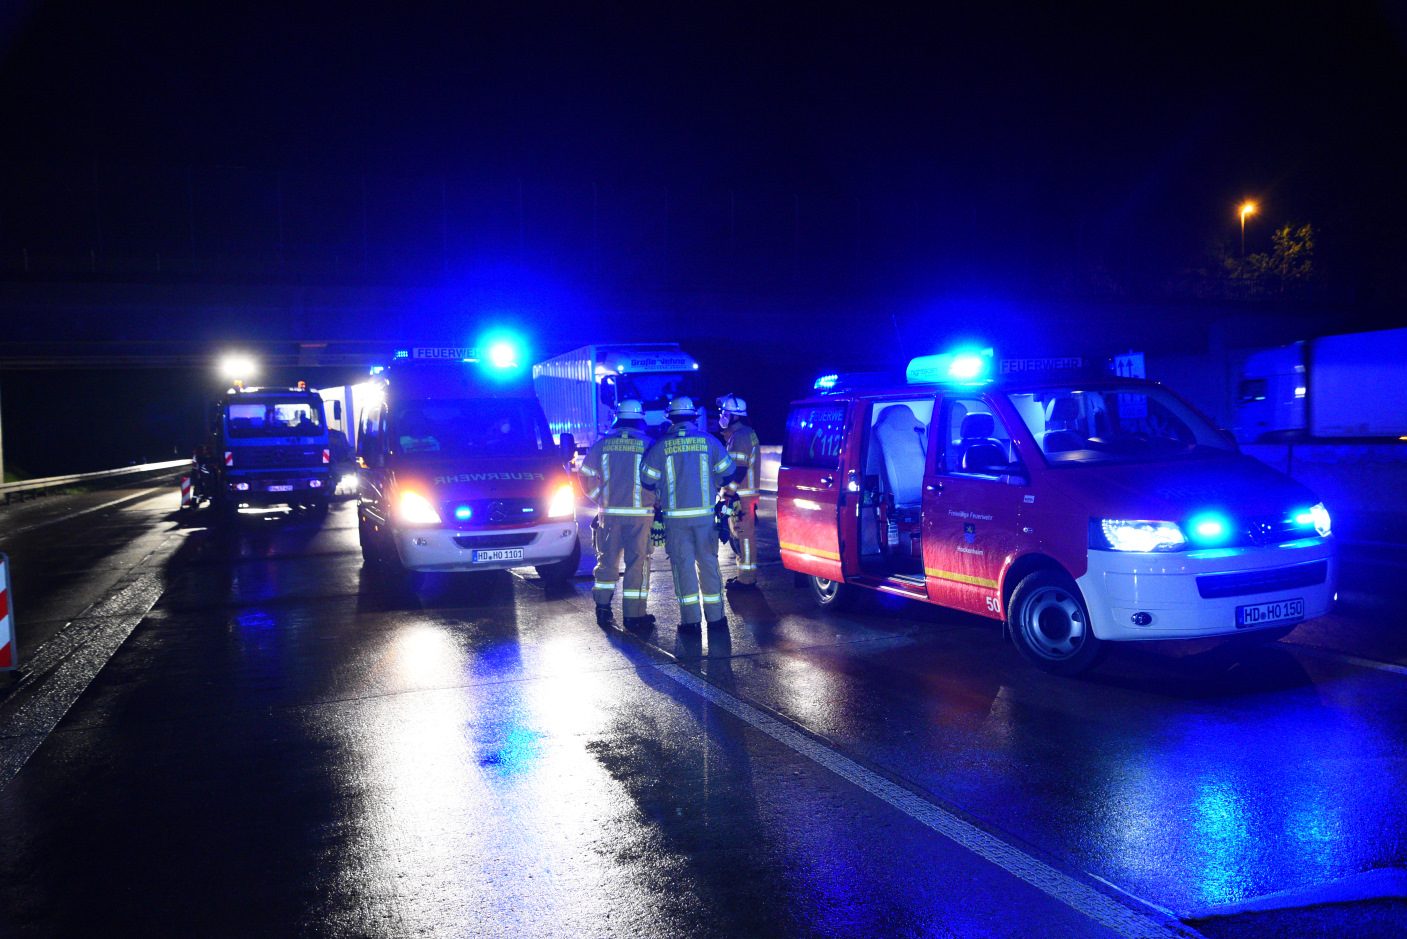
[188,382,334,517]
[1236,327,1407,441]
[532,343,704,447]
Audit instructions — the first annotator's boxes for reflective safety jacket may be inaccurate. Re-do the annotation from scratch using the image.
[721,423,762,498]
[640,423,735,520]
[579,427,655,518]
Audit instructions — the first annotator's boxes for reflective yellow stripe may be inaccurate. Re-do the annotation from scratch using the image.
[578,465,598,476]
[642,465,661,480]
[665,457,677,512]
[734,488,759,496]
[632,453,642,508]
[701,593,722,604]
[601,506,655,516]
[677,594,700,605]
[779,541,840,560]
[713,457,732,473]
[664,507,713,518]
[924,568,999,589]
[622,589,648,598]
[594,581,617,590]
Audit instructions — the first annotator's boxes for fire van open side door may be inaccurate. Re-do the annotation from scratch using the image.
[777,401,854,581]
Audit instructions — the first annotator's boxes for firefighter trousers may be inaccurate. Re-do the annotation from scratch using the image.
[664,518,724,625]
[727,497,759,585]
[592,519,653,619]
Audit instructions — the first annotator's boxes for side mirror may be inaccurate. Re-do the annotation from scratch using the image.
[560,432,577,465]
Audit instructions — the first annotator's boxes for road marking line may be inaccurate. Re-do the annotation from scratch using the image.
[1282,642,1407,677]
[656,662,1192,939]
[0,487,169,541]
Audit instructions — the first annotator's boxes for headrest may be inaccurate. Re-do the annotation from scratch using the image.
[1047,397,1080,422]
[962,443,1008,473]
[960,412,994,439]
[876,404,920,427]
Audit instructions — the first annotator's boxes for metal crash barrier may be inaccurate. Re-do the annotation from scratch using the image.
[0,459,190,505]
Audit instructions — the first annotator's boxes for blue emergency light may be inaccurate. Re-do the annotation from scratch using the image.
[814,373,840,390]
[905,347,995,385]
[1188,513,1232,545]
[454,506,473,521]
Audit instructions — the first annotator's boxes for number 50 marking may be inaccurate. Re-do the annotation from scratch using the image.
[985,596,1001,613]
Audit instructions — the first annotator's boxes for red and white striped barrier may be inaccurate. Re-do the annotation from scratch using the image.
[1,553,15,671]
[180,476,193,508]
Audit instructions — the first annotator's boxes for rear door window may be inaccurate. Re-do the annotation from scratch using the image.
[783,405,848,469]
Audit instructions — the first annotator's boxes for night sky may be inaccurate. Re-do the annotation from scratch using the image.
[3,1,1406,283]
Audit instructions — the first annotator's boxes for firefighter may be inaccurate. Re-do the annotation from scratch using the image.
[579,399,657,630]
[716,393,762,590]
[640,396,736,630]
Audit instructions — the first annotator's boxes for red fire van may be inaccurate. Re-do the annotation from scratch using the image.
[778,351,1336,674]
[356,349,582,583]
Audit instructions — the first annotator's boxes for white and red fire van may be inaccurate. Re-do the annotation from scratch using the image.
[777,351,1336,674]
[356,348,581,583]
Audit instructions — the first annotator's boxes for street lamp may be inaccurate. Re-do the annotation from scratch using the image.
[1240,202,1256,258]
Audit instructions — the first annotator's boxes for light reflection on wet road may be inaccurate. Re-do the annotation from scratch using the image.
[0,492,1405,937]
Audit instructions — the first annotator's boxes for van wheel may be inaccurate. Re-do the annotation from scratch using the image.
[536,539,582,583]
[809,575,855,611]
[359,517,382,564]
[1007,569,1105,675]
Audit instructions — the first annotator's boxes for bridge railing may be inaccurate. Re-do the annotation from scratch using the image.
[0,459,190,504]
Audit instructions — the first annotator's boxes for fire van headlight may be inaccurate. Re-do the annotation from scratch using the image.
[1310,503,1331,537]
[1091,519,1188,552]
[398,491,441,525]
[547,484,576,519]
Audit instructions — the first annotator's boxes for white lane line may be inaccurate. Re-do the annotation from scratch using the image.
[656,663,1194,939]
[1282,642,1407,677]
[0,487,170,541]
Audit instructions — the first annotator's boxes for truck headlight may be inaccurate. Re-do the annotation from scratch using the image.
[1091,519,1187,552]
[398,491,441,525]
[1310,503,1331,537]
[547,484,576,519]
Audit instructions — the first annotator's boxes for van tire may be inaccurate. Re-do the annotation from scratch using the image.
[809,575,855,611]
[1007,569,1105,675]
[536,539,582,583]
[359,516,384,565]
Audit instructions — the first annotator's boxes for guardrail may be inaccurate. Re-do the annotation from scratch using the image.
[0,459,190,504]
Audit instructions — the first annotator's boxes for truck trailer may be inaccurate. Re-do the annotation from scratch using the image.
[532,343,704,447]
[1236,327,1407,441]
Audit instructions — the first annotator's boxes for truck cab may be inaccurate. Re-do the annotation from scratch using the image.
[207,383,333,516]
[533,343,704,449]
[778,351,1336,674]
[355,355,581,582]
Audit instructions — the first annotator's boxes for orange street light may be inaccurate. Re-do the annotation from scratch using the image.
[1240,202,1256,258]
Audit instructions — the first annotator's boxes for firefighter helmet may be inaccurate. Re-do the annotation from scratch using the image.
[666,396,697,419]
[615,399,645,419]
[717,394,747,416]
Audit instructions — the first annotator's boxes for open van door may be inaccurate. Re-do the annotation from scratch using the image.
[777,401,852,581]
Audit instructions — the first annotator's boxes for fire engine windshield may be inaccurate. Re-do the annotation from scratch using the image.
[1006,386,1235,464]
[391,399,555,460]
[226,399,325,437]
[612,372,701,410]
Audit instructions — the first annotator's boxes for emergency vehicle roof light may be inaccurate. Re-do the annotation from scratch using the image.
[815,373,840,391]
[906,347,994,385]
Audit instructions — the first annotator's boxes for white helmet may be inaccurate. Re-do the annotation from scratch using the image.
[666,396,698,419]
[717,394,747,416]
[615,398,645,419]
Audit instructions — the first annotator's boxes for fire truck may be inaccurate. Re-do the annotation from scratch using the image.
[188,382,334,518]
[778,349,1336,675]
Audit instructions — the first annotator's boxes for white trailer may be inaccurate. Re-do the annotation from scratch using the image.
[1236,326,1407,441]
[532,344,704,447]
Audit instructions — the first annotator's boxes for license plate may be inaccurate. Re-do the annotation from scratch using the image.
[1236,597,1305,628]
[267,484,294,492]
[471,548,524,563]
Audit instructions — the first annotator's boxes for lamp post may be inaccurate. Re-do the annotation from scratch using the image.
[1240,202,1256,258]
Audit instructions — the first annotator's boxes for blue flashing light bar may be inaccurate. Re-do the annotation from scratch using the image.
[906,347,995,385]
[814,373,840,391]
[454,505,473,521]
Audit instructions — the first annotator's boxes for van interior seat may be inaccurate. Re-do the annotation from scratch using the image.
[957,412,1006,466]
[873,404,927,506]
[1040,397,1086,453]
[962,443,1009,473]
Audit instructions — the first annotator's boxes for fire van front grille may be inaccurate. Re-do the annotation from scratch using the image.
[231,447,325,469]
[441,497,545,528]
[1196,560,1328,599]
[452,533,538,549]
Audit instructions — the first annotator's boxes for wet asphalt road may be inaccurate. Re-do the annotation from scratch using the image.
[1,485,1406,937]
